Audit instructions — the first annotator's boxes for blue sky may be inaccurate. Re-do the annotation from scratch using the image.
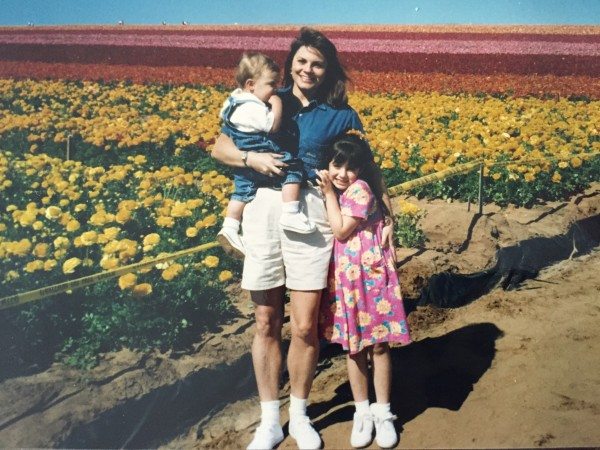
[2,0,599,26]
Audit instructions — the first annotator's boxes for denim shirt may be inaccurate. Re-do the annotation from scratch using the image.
[277,86,364,180]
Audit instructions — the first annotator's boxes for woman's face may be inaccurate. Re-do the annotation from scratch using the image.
[290,45,327,96]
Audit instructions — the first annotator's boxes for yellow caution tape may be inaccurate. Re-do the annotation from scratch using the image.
[388,160,483,196]
[0,241,220,310]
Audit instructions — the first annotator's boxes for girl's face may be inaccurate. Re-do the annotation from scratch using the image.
[290,45,327,95]
[328,160,359,191]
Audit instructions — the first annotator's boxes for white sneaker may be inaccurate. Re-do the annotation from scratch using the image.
[288,414,321,449]
[217,227,245,259]
[371,404,398,449]
[246,422,284,450]
[279,211,316,234]
[350,412,374,448]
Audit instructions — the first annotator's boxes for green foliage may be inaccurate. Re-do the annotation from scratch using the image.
[393,211,427,249]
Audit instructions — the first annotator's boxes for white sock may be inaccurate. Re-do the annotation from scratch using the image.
[355,399,370,415]
[222,217,240,231]
[260,400,280,425]
[371,402,391,417]
[289,394,307,417]
[282,201,300,214]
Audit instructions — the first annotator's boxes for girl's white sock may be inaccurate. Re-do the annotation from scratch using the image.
[355,399,370,415]
[289,394,308,417]
[260,399,280,425]
[223,217,240,231]
[371,402,391,417]
[282,201,300,214]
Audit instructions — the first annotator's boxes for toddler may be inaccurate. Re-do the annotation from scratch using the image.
[217,52,315,259]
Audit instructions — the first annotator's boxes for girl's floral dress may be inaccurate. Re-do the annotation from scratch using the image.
[319,179,411,354]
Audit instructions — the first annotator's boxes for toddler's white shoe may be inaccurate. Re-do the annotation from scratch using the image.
[288,414,321,449]
[217,227,245,259]
[246,422,284,450]
[371,404,398,449]
[279,211,316,234]
[350,411,374,448]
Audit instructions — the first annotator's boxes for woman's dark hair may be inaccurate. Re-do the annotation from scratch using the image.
[323,133,390,217]
[283,27,349,107]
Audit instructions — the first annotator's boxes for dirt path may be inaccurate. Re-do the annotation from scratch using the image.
[0,186,598,449]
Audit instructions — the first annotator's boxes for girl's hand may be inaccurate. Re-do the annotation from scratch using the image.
[381,220,397,263]
[247,152,287,177]
[316,169,334,195]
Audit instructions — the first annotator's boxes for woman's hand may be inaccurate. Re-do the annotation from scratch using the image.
[316,170,334,195]
[246,152,287,177]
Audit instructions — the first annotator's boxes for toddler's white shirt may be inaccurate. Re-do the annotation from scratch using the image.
[219,88,275,133]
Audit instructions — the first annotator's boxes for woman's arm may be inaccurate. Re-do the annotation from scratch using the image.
[316,170,361,241]
[211,133,287,176]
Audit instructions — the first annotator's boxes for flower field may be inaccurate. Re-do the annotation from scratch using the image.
[0,25,599,370]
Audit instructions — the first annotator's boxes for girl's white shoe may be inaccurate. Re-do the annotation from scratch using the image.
[370,404,398,448]
[350,411,374,448]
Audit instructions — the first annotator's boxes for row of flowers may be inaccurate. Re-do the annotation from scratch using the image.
[1,79,598,178]
[2,62,600,99]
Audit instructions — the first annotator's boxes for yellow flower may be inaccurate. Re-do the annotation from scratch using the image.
[558,161,568,169]
[552,171,562,183]
[66,219,81,232]
[44,259,57,271]
[33,243,49,258]
[143,233,161,246]
[570,156,582,168]
[156,216,175,228]
[45,206,62,220]
[132,283,152,297]
[118,273,137,290]
[100,256,119,270]
[80,230,98,246]
[115,209,132,224]
[218,270,233,282]
[25,260,44,273]
[186,227,198,238]
[162,263,184,281]
[202,255,219,268]
[62,257,82,274]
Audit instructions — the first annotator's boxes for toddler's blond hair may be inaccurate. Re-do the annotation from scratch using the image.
[235,52,280,88]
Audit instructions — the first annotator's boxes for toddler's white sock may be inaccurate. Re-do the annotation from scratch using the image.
[260,399,280,425]
[282,201,300,214]
[355,399,370,415]
[289,394,308,417]
[222,217,240,231]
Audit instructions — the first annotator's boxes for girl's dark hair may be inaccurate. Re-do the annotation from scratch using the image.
[283,27,349,107]
[323,133,390,217]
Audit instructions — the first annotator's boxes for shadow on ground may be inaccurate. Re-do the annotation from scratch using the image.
[310,323,503,436]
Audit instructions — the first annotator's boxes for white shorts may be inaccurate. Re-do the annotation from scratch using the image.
[241,185,334,291]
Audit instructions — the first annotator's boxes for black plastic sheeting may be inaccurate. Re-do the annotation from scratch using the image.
[418,214,600,308]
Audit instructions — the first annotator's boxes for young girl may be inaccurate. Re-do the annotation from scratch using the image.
[317,132,411,449]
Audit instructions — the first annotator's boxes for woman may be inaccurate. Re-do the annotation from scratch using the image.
[212,27,395,450]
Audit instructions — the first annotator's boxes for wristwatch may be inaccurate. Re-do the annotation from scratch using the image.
[241,151,249,167]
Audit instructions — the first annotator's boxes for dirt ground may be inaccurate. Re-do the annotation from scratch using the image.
[1,184,599,449]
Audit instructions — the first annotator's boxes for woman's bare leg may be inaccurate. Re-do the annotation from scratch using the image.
[288,289,321,399]
[251,286,286,401]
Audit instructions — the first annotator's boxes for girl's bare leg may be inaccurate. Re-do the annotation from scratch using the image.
[347,348,369,402]
[371,343,392,403]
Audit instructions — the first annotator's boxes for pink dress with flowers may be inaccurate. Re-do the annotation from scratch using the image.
[319,179,411,354]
